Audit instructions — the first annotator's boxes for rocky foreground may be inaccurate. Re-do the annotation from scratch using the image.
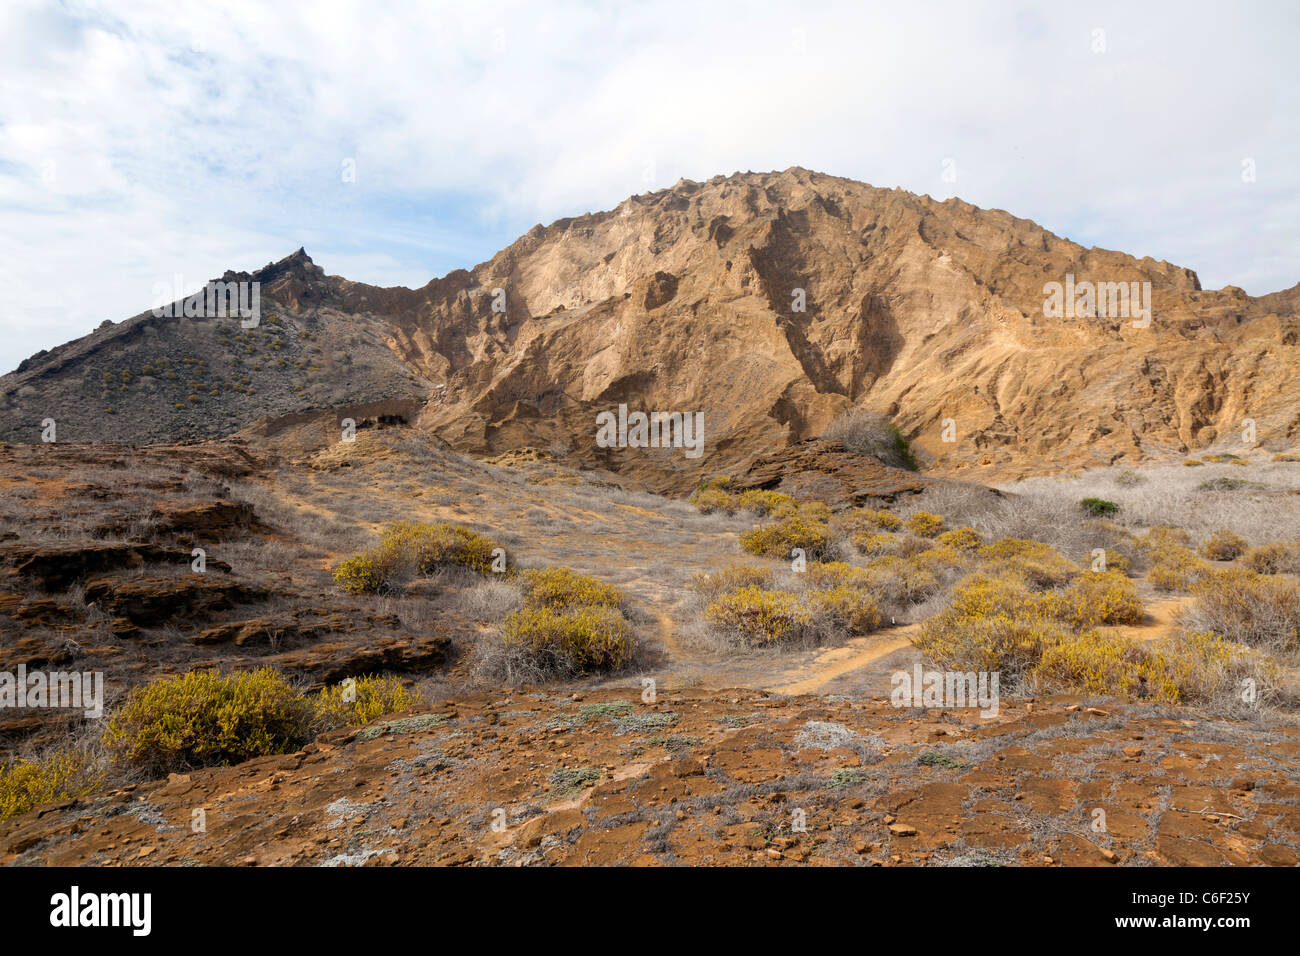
[5,687,1298,867]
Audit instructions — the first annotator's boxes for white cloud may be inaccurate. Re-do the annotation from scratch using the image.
[0,0,1296,372]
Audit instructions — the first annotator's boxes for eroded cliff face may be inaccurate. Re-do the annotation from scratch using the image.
[4,167,1297,491]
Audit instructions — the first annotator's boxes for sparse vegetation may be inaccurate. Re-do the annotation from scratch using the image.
[1242,541,1300,574]
[499,605,632,673]
[333,520,502,593]
[822,407,918,470]
[105,668,318,775]
[903,510,945,537]
[0,748,101,822]
[1181,568,1300,654]
[740,515,834,560]
[1200,529,1248,561]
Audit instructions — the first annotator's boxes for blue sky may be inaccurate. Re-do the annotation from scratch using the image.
[1,0,1297,373]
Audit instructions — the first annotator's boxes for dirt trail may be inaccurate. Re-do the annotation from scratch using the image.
[768,624,922,696]
[762,594,1199,698]
[1111,596,1193,643]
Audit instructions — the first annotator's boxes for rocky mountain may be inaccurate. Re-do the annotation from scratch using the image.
[4,167,1298,489]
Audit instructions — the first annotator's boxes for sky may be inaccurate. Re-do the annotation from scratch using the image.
[1,0,1297,373]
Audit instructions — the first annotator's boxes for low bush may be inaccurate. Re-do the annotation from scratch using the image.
[834,507,901,534]
[1034,629,1280,710]
[976,538,1077,588]
[740,515,834,561]
[520,567,622,610]
[687,486,732,514]
[1200,529,1248,561]
[333,520,501,593]
[914,607,1070,683]
[808,585,883,635]
[1147,544,1209,592]
[1138,526,1193,549]
[1092,548,1131,575]
[1081,497,1119,517]
[1182,568,1300,653]
[1045,570,1144,628]
[691,562,775,599]
[735,489,796,516]
[706,586,811,645]
[1031,630,1165,701]
[903,511,945,537]
[1199,477,1248,492]
[864,555,941,606]
[851,531,898,556]
[313,676,421,731]
[0,748,101,822]
[822,407,918,470]
[383,521,499,576]
[105,668,317,776]
[499,605,632,673]
[1242,541,1300,574]
[802,561,869,589]
[937,527,983,551]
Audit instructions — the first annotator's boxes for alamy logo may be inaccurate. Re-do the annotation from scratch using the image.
[50,886,151,936]
[0,665,103,718]
[151,275,260,328]
[891,664,1000,718]
[1043,274,1151,328]
[595,403,704,459]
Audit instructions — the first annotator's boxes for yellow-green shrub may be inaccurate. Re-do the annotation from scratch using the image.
[809,586,883,635]
[705,586,811,645]
[688,486,733,514]
[834,507,901,533]
[1138,526,1193,549]
[1092,548,1132,575]
[903,511,945,537]
[1200,529,1248,561]
[332,548,401,594]
[736,489,796,516]
[105,668,316,775]
[1242,541,1300,574]
[851,531,898,556]
[914,609,1069,681]
[333,521,501,592]
[740,516,834,560]
[795,500,833,522]
[865,555,940,605]
[910,546,973,577]
[1187,568,1300,651]
[692,562,775,599]
[314,676,420,731]
[521,567,622,609]
[1031,630,1168,701]
[499,605,631,673]
[1045,570,1144,628]
[976,538,1077,588]
[1147,544,1208,592]
[1155,631,1281,708]
[803,561,869,589]
[0,749,101,822]
[381,521,498,576]
[937,527,982,551]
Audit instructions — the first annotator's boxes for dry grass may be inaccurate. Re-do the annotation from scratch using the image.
[992,460,1300,545]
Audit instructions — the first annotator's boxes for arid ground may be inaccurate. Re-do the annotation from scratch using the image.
[2,423,1299,866]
